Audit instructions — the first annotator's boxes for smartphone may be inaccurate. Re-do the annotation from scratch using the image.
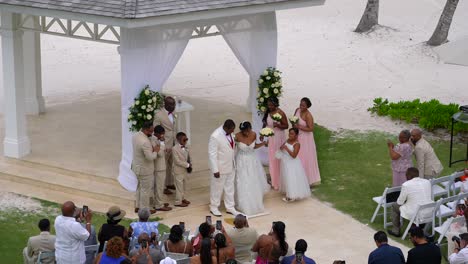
[295,252,303,263]
[206,216,212,225]
[142,240,148,249]
[216,220,222,230]
[179,221,185,231]
[82,205,88,216]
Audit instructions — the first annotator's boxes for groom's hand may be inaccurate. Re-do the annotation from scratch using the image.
[213,172,220,178]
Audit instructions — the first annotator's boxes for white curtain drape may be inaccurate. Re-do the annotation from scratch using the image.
[118,24,193,191]
[217,12,278,164]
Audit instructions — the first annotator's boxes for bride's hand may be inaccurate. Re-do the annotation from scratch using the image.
[259,135,264,142]
[264,140,268,147]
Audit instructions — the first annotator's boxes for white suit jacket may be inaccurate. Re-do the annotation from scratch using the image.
[397,177,433,221]
[208,126,235,175]
[414,138,443,178]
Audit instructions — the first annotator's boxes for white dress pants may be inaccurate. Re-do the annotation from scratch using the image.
[210,172,235,212]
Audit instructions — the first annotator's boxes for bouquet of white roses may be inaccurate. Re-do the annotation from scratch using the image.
[256,67,283,114]
[272,113,282,122]
[289,116,299,125]
[260,127,275,137]
[128,85,164,132]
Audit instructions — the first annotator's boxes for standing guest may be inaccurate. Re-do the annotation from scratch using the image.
[407,226,441,264]
[23,218,56,264]
[98,206,127,252]
[129,208,159,246]
[252,221,288,264]
[281,239,317,264]
[164,225,193,256]
[226,214,258,263]
[172,132,192,207]
[55,201,92,264]
[387,130,414,186]
[129,233,165,264]
[211,233,235,264]
[208,119,240,217]
[190,238,217,264]
[132,121,158,214]
[263,97,288,190]
[368,231,405,264]
[276,128,311,202]
[448,233,468,264]
[94,236,128,264]
[151,125,172,211]
[75,208,97,264]
[154,96,177,194]
[410,128,443,179]
[293,97,321,186]
[389,167,433,237]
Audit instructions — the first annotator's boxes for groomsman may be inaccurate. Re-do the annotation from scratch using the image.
[154,96,177,194]
[172,132,192,207]
[132,121,157,214]
[151,125,172,211]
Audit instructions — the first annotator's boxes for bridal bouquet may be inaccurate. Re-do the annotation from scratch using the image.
[289,116,299,125]
[272,113,282,122]
[128,85,164,132]
[256,67,283,114]
[260,127,275,137]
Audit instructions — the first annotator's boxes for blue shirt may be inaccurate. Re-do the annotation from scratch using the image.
[368,244,405,264]
[281,254,316,264]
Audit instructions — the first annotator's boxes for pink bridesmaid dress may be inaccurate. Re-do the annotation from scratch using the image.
[295,111,321,185]
[267,115,287,190]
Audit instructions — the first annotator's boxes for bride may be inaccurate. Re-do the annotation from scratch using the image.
[234,121,270,216]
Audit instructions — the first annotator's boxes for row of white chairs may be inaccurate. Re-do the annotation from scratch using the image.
[36,244,100,264]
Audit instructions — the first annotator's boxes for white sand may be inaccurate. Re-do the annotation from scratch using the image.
[0,191,42,212]
[1,0,467,134]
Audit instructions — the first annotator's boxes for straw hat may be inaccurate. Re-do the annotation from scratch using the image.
[106,206,126,221]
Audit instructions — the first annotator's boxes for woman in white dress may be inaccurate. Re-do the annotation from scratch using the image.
[234,121,270,216]
[276,128,311,202]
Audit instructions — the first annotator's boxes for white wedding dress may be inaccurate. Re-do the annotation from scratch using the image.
[235,141,270,216]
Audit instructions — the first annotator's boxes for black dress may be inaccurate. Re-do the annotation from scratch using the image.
[98,224,125,252]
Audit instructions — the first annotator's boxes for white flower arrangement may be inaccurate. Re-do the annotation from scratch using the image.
[289,116,299,125]
[260,127,275,137]
[272,113,282,122]
[127,85,164,132]
[256,67,283,114]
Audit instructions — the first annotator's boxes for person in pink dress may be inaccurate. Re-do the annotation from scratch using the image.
[387,130,413,186]
[293,97,321,186]
[263,97,288,190]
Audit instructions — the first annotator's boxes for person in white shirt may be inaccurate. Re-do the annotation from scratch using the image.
[389,167,434,237]
[54,201,93,264]
[449,233,468,264]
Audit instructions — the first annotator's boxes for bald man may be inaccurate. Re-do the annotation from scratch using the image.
[410,129,443,179]
[54,201,92,264]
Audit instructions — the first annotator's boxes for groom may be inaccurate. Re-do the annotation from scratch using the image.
[208,119,240,217]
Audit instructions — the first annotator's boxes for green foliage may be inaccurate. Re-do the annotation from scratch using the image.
[128,85,164,132]
[368,98,468,133]
[256,67,283,114]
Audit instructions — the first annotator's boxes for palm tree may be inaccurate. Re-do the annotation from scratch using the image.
[427,0,460,46]
[355,0,379,33]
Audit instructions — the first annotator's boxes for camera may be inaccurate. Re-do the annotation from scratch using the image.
[206,216,212,225]
[82,205,88,216]
[295,252,304,263]
[216,220,222,231]
[142,240,148,249]
[179,222,185,232]
[452,236,461,247]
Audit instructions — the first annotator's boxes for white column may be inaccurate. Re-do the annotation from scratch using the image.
[1,12,31,158]
[23,16,45,115]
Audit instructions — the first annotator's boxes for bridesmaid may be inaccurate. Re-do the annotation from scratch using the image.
[293,97,321,186]
[263,97,288,190]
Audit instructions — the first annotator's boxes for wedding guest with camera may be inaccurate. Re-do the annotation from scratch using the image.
[407,226,441,264]
[387,130,413,186]
[410,128,443,179]
[368,231,404,264]
[98,206,127,252]
[164,225,193,256]
[281,239,316,264]
[23,218,56,264]
[212,233,235,264]
[129,233,165,264]
[449,233,468,264]
[252,221,288,263]
[151,125,172,211]
[172,132,192,207]
[74,208,97,264]
[227,214,258,263]
[190,238,217,264]
[192,222,214,255]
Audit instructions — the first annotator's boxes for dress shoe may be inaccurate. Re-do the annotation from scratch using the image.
[150,209,157,214]
[182,199,191,205]
[175,203,188,207]
[167,185,176,190]
[387,230,400,237]
[134,208,139,213]
[156,206,172,211]
[226,209,241,216]
[210,209,222,217]
[164,189,173,195]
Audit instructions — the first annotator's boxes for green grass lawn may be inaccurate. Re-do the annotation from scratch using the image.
[0,199,169,263]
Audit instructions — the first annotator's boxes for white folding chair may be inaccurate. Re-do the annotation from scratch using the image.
[84,244,99,261]
[440,172,465,196]
[434,195,460,228]
[166,252,190,264]
[36,251,55,264]
[434,216,466,245]
[159,233,170,248]
[431,176,451,200]
[370,186,401,228]
[401,201,437,240]
[183,230,190,241]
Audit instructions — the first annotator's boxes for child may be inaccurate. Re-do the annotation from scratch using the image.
[172,132,192,207]
[151,125,172,211]
[275,128,311,202]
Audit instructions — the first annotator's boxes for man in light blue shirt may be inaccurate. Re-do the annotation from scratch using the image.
[281,239,316,264]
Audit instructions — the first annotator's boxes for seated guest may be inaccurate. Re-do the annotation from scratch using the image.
[190,238,217,264]
[389,167,433,237]
[281,239,316,264]
[252,221,288,264]
[226,214,258,263]
[212,233,235,264]
[449,233,468,264]
[23,218,56,264]
[165,225,193,256]
[129,208,159,245]
[368,231,404,264]
[98,206,127,252]
[407,226,441,264]
[75,208,98,264]
[445,206,468,256]
[192,222,214,255]
[129,233,165,264]
[94,236,127,264]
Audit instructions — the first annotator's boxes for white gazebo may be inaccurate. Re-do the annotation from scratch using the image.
[0,0,325,191]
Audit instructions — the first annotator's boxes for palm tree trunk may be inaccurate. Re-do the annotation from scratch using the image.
[355,0,379,33]
[427,0,460,46]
